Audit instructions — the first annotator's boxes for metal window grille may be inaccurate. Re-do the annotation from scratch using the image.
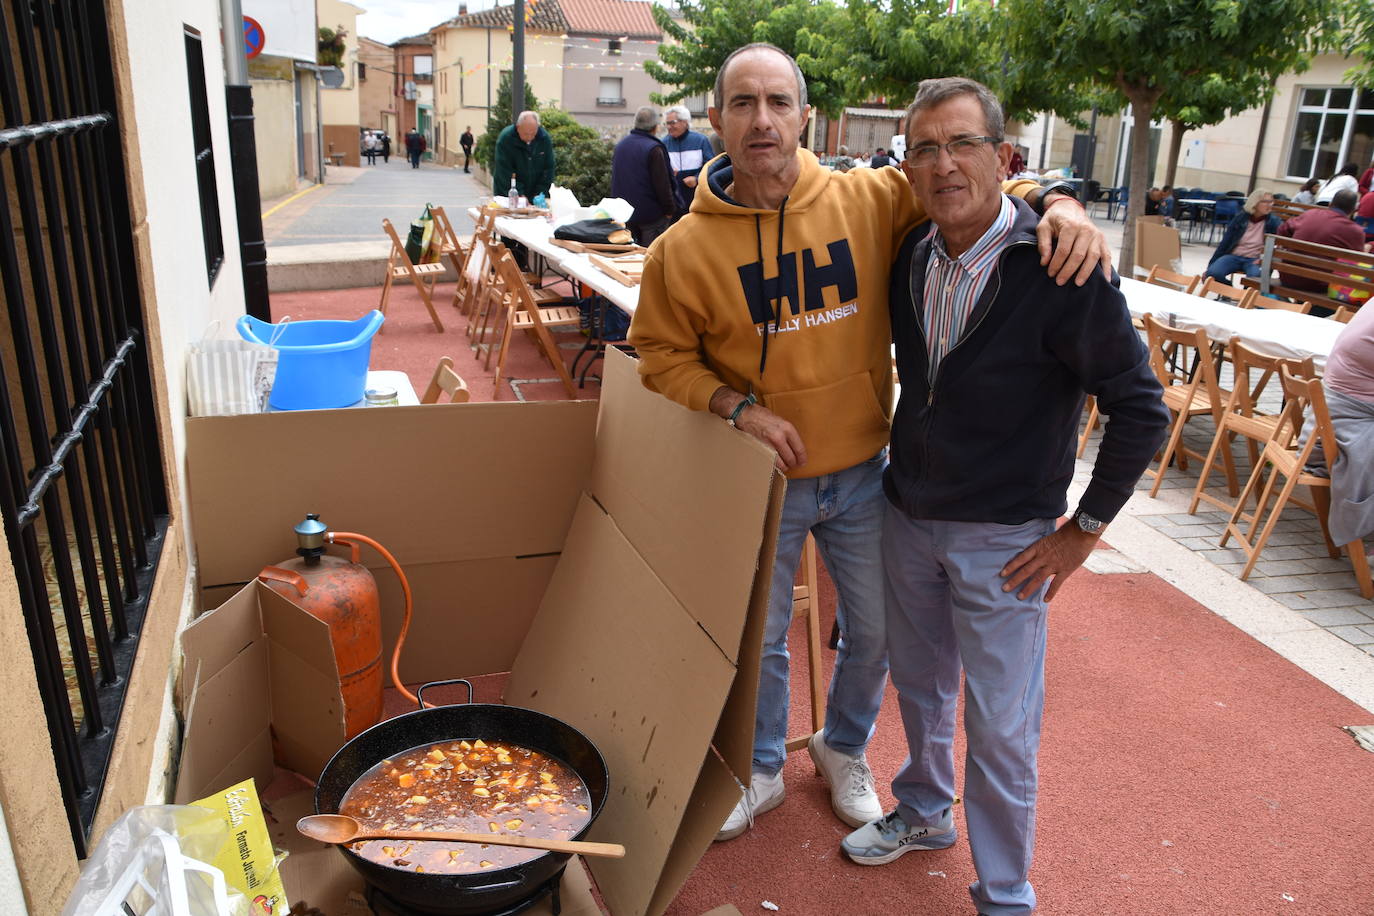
[185,27,224,286]
[0,0,169,857]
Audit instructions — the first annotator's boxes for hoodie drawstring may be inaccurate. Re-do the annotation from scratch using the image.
[756,197,789,377]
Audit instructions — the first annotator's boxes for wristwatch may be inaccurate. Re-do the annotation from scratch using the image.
[1072,509,1105,535]
[1037,180,1078,213]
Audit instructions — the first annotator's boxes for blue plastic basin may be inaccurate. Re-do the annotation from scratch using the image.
[236,310,385,410]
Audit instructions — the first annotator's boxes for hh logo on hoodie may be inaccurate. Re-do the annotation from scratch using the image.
[738,239,858,331]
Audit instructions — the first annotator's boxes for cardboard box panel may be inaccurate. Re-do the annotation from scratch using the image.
[372,554,562,684]
[589,351,778,665]
[647,751,743,916]
[176,643,274,804]
[187,400,598,589]
[506,495,737,916]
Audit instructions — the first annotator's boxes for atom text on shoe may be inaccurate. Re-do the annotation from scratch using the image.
[841,808,957,865]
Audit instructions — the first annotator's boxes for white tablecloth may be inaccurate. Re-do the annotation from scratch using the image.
[492,215,641,315]
[1119,277,1342,372]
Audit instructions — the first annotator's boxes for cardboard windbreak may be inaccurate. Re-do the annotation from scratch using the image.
[178,350,782,915]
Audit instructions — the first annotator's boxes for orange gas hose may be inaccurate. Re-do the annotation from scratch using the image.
[326,531,419,706]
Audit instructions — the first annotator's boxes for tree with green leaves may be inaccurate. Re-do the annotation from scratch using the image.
[1343,1,1374,89]
[647,0,847,115]
[815,0,1104,126]
[1155,68,1280,189]
[1001,0,1335,274]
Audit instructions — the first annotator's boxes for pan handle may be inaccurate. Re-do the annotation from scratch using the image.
[463,875,525,892]
[416,678,474,710]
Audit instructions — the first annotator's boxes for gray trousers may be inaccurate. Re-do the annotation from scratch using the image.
[883,506,1054,916]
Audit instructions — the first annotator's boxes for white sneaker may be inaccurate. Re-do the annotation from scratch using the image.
[807,730,882,827]
[715,770,785,842]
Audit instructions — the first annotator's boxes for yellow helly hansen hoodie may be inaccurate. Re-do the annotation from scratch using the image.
[628,149,1040,479]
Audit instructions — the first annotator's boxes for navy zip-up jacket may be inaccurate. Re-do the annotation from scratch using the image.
[886,196,1169,526]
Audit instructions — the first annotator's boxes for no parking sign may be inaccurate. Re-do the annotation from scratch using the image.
[243,16,265,59]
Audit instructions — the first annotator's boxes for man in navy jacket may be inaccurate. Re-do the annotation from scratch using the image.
[610,107,681,245]
[840,77,1168,916]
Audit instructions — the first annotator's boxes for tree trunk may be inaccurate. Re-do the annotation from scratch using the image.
[1165,119,1185,189]
[1119,92,1159,278]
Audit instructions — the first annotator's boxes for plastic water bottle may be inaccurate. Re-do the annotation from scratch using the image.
[508,177,519,210]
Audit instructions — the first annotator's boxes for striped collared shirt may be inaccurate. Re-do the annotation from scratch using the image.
[921,194,1016,372]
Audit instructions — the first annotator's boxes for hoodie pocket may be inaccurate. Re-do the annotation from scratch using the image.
[761,372,889,470]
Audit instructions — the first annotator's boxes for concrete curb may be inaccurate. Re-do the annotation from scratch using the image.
[266,240,459,292]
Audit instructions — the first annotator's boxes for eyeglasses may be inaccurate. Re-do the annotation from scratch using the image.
[665,119,686,126]
[903,136,1002,167]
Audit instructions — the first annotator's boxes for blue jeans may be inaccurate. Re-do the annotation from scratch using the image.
[883,509,1055,916]
[753,450,890,775]
[1205,254,1260,282]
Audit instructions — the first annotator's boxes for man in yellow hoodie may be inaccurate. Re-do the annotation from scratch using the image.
[627,43,1109,842]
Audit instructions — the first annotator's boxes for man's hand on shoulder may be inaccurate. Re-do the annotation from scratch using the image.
[710,387,807,472]
[999,520,1099,601]
[1037,194,1113,287]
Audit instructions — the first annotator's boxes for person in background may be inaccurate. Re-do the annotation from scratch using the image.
[379,131,392,164]
[460,126,475,174]
[1145,186,1175,218]
[362,130,378,165]
[1277,189,1368,293]
[1357,185,1374,241]
[610,107,681,245]
[1293,177,1322,205]
[1008,145,1026,178]
[1305,304,1374,552]
[834,144,855,172]
[662,104,716,210]
[839,75,1167,916]
[1205,188,1279,283]
[1316,163,1360,204]
[870,148,895,168]
[628,42,1110,848]
[493,111,555,201]
[404,127,425,169]
[1358,157,1374,195]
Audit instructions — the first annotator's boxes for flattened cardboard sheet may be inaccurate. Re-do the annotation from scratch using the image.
[590,351,778,665]
[186,400,597,589]
[505,495,737,916]
[371,554,561,683]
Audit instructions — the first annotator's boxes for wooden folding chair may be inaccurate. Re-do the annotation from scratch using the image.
[379,218,445,332]
[428,206,470,278]
[1076,396,1099,459]
[1331,305,1355,323]
[1220,365,1373,598]
[456,223,494,317]
[1188,339,1313,516]
[487,248,583,398]
[785,534,825,753]
[1142,313,1236,498]
[1145,264,1201,294]
[1195,276,1258,309]
[1251,294,1313,314]
[420,356,471,404]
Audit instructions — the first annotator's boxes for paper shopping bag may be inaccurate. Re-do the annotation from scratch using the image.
[186,339,278,416]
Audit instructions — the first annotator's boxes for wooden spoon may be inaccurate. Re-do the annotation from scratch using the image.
[296,813,625,859]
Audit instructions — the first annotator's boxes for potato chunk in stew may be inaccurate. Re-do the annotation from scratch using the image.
[339,739,591,874]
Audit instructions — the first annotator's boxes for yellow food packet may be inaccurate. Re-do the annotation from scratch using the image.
[192,778,289,916]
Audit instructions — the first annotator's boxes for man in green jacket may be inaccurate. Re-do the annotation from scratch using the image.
[492,111,555,202]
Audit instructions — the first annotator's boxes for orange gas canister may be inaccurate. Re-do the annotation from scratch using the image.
[259,514,416,738]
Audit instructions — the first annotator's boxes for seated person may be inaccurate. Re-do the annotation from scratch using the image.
[1303,304,1374,550]
[1277,190,1368,293]
[1145,186,1176,221]
[1205,189,1278,283]
[1357,188,1374,241]
[1316,163,1360,204]
[1293,177,1322,205]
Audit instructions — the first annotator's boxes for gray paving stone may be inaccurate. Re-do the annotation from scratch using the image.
[1250,559,1321,577]
[1175,536,1222,551]
[1307,571,1373,591]
[1248,575,1319,595]
[1260,530,1323,547]
[1304,556,1359,574]
[1270,592,1318,610]
[1247,544,1313,561]
[1299,590,1374,609]
[1199,548,1250,565]
[1302,607,1374,627]
[1163,513,1216,527]
[1330,625,1374,646]
[1363,644,1374,659]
